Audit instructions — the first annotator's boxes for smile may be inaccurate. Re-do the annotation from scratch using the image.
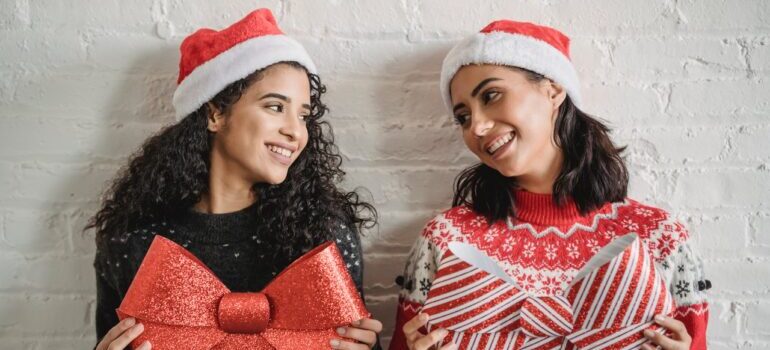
[268,145,294,157]
[486,131,516,155]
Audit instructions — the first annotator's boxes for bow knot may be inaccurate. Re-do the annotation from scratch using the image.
[519,295,573,338]
[217,292,271,334]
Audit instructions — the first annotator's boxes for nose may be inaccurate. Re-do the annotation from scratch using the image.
[470,111,494,138]
[280,110,304,141]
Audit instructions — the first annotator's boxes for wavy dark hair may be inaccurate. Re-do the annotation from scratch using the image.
[453,67,628,223]
[87,61,376,257]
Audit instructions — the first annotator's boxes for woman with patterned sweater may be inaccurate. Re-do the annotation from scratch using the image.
[389,20,709,350]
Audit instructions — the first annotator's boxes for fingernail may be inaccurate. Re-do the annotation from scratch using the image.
[135,323,144,333]
[352,319,362,326]
[439,329,448,337]
[137,341,151,350]
[124,318,135,327]
[329,339,340,348]
[419,313,428,321]
[643,329,654,337]
[654,315,665,323]
[336,327,346,335]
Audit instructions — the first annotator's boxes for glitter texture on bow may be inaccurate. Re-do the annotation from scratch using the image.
[117,235,370,349]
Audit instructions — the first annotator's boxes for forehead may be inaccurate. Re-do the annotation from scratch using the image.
[450,64,526,96]
[247,64,311,97]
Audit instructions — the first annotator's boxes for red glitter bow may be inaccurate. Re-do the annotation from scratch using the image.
[117,235,369,350]
[422,234,676,349]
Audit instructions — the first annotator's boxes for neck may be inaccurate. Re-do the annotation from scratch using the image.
[516,151,562,194]
[195,151,257,214]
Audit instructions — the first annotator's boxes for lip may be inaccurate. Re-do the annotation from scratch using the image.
[482,131,515,154]
[489,134,516,160]
[265,141,298,152]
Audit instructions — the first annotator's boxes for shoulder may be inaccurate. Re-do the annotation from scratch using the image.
[418,205,490,250]
[616,199,692,261]
[93,221,178,292]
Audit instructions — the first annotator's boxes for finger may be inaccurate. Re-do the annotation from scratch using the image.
[329,338,368,350]
[655,315,691,342]
[98,318,136,349]
[351,318,384,333]
[439,342,458,350]
[413,328,449,350]
[107,323,144,350]
[643,328,678,349]
[336,326,376,346]
[135,341,151,350]
[403,313,430,339]
[640,343,656,350]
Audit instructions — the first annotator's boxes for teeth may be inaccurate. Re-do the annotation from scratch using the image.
[268,145,293,157]
[487,132,515,154]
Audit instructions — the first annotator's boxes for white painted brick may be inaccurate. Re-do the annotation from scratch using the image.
[745,301,770,335]
[582,82,665,127]
[687,214,748,256]
[611,36,746,81]
[0,29,85,68]
[705,259,770,294]
[707,299,741,342]
[671,169,770,209]
[165,0,283,34]
[0,0,30,30]
[668,79,770,117]
[748,36,770,71]
[0,255,94,293]
[729,124,770,161]
[632,126,728,164]
[284,0,408,36]
[28,0,156,32]
[0,294,93,335]
[86,33,178,74]
[12,162,119,205]
[676,0,770,33]
[2,209,70,254]
[750,214,770,247]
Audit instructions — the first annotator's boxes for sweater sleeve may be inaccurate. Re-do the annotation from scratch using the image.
[94,271,122,343]
[650,219,710,350]
[389,224,442,350]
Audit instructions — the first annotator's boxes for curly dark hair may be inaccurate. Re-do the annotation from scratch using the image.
[453,67,628,223]
[86,61,376,257]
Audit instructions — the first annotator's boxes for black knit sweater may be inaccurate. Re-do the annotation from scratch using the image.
[94,203,376,347]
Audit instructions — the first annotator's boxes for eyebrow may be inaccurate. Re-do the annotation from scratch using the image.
[471,78,502,97]
[259,92,311,111]
[452,77,502,113]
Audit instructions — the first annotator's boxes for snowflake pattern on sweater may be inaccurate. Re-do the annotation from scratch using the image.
[389,191,709,350]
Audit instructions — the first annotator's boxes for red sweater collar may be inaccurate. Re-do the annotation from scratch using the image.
[513,190,597,225]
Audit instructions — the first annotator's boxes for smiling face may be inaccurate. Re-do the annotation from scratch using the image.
[449,64,567,190]
[208,63,311,186]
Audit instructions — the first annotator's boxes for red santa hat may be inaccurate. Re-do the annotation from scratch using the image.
[440,20,582,111]
[172,8,317,120]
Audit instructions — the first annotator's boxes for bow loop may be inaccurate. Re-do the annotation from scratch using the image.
[217,292,271,334]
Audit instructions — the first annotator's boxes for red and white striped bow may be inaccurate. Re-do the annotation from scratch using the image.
[422,234,675,350]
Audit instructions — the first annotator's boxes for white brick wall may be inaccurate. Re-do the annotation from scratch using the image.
[1,1,768,349]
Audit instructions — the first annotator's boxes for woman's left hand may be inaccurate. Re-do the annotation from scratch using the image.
[641,314,692,350]
[330,317,383,349]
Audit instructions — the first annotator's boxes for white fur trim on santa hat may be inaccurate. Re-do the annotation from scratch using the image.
[440,31,582,112]
[173,34,317,120]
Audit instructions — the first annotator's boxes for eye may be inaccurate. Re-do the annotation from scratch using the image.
[299,113,310,122]
[481,90,500,104]
[266,104,284,113]
[453,113,469,127]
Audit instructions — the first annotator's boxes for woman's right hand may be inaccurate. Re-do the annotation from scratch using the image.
[95,318,150,350]
[402,313,457,350]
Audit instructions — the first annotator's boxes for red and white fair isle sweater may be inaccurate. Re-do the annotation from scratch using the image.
[389,191,709,350]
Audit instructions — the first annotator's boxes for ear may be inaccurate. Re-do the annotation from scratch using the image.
[546,80,567,111]
[207,102,226,133]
